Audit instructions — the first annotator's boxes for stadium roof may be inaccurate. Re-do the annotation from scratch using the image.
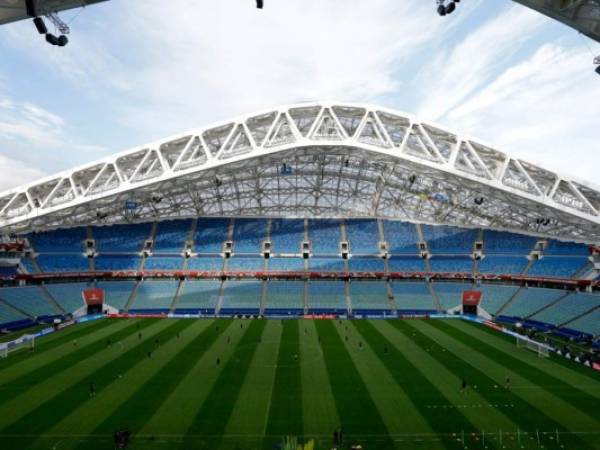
[0,0,107,25]
[1,101,599,243]
[513,0,600,42]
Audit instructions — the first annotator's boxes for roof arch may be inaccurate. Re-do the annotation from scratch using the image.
[1,101,599,243]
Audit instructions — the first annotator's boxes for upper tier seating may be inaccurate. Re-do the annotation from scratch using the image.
[308,258,346,272]
[382,221,419,254]
[347,257,385,272]
[387,256,425,272]
[194,218,230,253]
[28,227,87,252]
[526,257,588,278]
[477,284,519,315]
[531,292,600,325]
[308,219,341,255]
[144,257,184,271]
[345,219,380,254]
[0,266,18,276]
[564,309,600,336]
[232,219,268,254]
[390,282,435,310]
[176,280,222,311]
[130,280,178,310]
[478,255,527,275]
[265,281,305,311]
[307,281,347,312]
[429,256,472,273]
[21,258,37,274]
[349,281,390,311]
[97,281,136,310]
[95,255,141,271]
[268,257,305,271]
[0,286,59,317]
[433,282,474,310]
[152,219,192,253]
[93,223,152,253]
[270,219,305,254]
[543,239,589,256]
[0,303,27,325]
[186,257,224,271]
[45,282,91,313]
[501,287,566,318]
[227,257,265,271]
[422,225,477,254]
[483,230,536,255]
[220,280,262,311]
[37,254,90,272]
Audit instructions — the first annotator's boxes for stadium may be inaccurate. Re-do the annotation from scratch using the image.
[0,101,599,450]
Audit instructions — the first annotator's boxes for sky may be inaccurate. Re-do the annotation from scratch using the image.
[0,0,599,192]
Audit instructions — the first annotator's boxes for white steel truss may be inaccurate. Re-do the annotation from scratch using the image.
[1,102,599,243]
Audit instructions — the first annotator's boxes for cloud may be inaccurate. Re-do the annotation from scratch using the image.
[0,154,46,191]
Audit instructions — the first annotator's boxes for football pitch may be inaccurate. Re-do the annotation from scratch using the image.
[0,318,599,450]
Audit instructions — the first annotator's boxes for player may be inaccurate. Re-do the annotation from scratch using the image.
[89,382,96,397]
[505,376,511,389]
[216,358,221,367]
[138,332,142,340]
[460,379,467,393]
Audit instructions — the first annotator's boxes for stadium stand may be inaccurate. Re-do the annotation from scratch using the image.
[186,256,224,271]
[349,281,391,313]
[477,284,520,315]
[531,292,600,325]
[308,219,341,254]
[563,309,600,336]
[270,219,305,254]
[429,256,473,273]
[347,257,385,272]
[267,257,305,271]
[194,218,230,253]
[308,257,346,272]
[0,286,59,317]
[152,219,192,253]
[227,257,265,271]
[433,282,474,311]
[543,239,589,256]
[501,287,566,318]
[45,282,90,313]
[220,280,262,314]
[390,281,436,312]
[143,256,184,270]
[0,266,18,276]
[175,280,221,314]
[345,219,380,254]
[478,255,527,275]
[93,223,152,253]
[37,254,90,272]
[130,280,178,311]
[232,219,268,254]
[96,281,136,310]
[94,255,141,271]
[483,230,537,254]
[265,280,305,314]
[0,303,28,326]
[382,220,419,254]
[307,281,347,313]
[387,256,425,272]
[526,256,589,278]
[422,225,477,254]
[20,258,38,274]
[28,227,87,252]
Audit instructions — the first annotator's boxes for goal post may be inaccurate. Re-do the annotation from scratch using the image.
[0,333,35,358]
[515,334,551,358]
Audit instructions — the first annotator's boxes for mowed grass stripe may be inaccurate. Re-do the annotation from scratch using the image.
[300,320,339,440]
[131,320,248,444]
[67,319,217,450]
[264,320,302,442]
[0,319,137,402]
[0,319,114,371]
[180,319,267,449]
[413,319,597,450]
[434,319,600,418]
[315,320,393,450]
[456,320,600,389]
[0,319,184,449]
[354,321,482,442]
[0,319,159,429]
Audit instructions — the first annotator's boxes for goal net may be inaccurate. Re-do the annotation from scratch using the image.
[0,334,35,358]
[515,334,551,358]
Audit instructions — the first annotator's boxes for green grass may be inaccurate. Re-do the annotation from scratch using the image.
[0,317,599,450]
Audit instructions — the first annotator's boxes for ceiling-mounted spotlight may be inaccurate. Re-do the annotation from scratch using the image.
[256,0,263,8]
[57,35,68,47]
[33,17,47,34]
[436,0,460,17]
[45,33,59,45]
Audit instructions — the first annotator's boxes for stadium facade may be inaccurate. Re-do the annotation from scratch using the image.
[0,102,598,345]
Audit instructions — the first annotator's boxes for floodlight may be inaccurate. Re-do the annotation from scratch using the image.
[445,2,456,14]
[596,65,600,75]
[57,35,69,47]
[437,4,446,16]
[45,33,59,45]
[256,0,263,8]
[33,17,47,34]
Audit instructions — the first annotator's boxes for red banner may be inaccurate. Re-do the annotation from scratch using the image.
[462,290,482,306]
[82,288,104,306]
